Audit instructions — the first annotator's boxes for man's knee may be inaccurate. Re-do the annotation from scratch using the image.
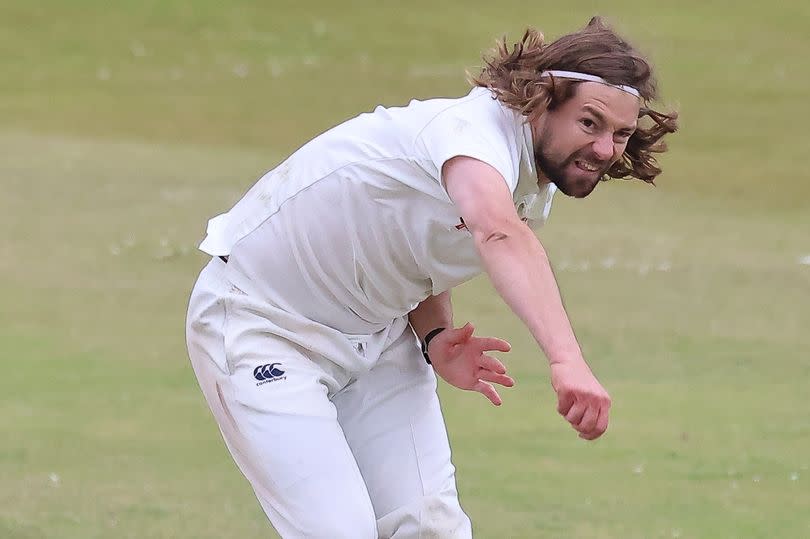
[377,489,472,539]
[261,494,377,539]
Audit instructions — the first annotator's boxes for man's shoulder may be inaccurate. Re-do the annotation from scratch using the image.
[420,86,510,123]
[412,87,521,144]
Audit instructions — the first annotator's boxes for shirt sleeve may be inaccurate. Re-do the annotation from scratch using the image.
[415,98,519,194]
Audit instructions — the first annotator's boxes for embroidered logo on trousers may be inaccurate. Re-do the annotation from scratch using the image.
[253,363,287,386]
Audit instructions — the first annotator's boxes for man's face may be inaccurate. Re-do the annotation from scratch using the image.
[532,82,640,198]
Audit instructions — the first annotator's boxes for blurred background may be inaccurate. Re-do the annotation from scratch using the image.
[1,1,808,537]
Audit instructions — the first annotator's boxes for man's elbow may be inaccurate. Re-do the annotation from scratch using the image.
[484,230,510,243]
[472,219,531,248]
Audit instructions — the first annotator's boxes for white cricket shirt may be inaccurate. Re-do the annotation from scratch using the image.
[199,87,556,335]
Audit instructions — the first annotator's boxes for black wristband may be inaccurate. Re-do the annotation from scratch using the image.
[421,327,446,365]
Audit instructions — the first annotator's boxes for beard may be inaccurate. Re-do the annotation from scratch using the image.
[534,140,608,199]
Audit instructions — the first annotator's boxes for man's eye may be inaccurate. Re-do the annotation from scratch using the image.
[580,118,595,129]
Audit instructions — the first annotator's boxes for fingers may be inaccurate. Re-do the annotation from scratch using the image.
[579,407,610,441]
[557,390,575,416]
[474,336,511,353]
[444,322,475,346]
[578,405,599,434]
[562,396,611,440]
[564,401,588,426]
[473,380,502,406]
[445,326,510,353]
[479,354,507,374]
[595,404,609,435]
[477,368,515,388]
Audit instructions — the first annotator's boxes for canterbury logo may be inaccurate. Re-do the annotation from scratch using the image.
[253,363,286,384]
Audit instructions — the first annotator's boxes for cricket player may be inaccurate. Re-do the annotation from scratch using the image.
[185,17,678,538]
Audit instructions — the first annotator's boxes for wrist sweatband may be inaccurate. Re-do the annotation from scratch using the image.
[421,327,446,365]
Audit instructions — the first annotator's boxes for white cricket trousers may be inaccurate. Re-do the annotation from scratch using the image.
[185,258,472,538]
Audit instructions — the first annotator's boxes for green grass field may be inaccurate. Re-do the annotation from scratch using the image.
[2,1,809,537]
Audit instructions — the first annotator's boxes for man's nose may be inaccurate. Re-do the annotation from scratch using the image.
[591,133,615,162]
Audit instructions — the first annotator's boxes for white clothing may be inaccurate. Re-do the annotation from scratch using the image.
[186,88,558,537]
[199,87,556,336]
[187,259,471,538]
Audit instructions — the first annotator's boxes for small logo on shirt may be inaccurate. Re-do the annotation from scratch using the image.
[253,363,287,386]
[455,218,467,231]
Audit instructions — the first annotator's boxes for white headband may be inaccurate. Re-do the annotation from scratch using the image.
[540,70,640,98]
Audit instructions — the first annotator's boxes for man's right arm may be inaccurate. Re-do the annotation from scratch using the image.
[442,156,611,440]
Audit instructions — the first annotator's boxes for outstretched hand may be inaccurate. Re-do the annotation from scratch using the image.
[426,322,514,406]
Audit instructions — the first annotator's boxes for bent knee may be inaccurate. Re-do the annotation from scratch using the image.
[418,492,471,538]
[379,491,472,539]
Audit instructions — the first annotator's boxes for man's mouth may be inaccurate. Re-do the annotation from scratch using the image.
[574,159,602,173]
